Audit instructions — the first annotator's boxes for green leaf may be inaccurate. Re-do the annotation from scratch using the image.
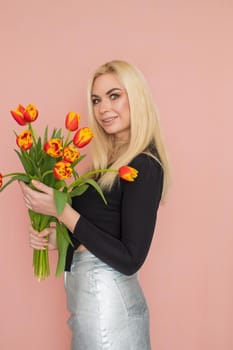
[53,189,68,215]
[43,125,49,145]
[84,179,107,204]
[55,222,73,276]
[69,184,89,197]
[54,180,67,190]
[15,150,33,174]
[0,173,30,192]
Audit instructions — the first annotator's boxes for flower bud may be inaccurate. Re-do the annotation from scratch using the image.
[73,127,93,148]
[118,166,138,182]
[65,112,80,131]
[0,173,2,188]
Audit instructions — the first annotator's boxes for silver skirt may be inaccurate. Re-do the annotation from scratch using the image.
[64,250,151,350]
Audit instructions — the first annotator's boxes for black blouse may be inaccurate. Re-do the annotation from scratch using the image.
[65,153,164,275]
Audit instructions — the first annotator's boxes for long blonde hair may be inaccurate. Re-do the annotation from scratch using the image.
[87,60,170,202]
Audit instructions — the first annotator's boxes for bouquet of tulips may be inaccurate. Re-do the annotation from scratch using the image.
[0,104,138,281]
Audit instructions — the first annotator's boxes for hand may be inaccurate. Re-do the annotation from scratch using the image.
[29,222,57,251]
[19,180,59,219]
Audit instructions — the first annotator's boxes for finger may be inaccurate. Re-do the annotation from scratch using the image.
[31,180,53,195]
[18,180,28,194]
[29,233,48,250]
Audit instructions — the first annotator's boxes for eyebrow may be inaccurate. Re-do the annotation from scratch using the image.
[91,88,122,98]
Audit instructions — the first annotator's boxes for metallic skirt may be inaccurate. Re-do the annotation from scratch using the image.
[64,250,151,350]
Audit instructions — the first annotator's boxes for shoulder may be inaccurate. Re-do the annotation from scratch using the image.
[121,153,164,190]
[129,153,163,177]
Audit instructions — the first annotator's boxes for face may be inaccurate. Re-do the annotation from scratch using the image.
[91,73,131,142]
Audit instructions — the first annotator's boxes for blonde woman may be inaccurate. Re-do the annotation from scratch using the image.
[19,60,170,350]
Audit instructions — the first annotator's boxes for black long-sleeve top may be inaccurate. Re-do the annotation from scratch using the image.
[65,153,164,275]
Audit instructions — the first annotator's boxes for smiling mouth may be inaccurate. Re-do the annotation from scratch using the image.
[102,116,118,124]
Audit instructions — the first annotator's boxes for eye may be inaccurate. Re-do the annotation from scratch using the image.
[110,93,120,100]
[92,98,100,105]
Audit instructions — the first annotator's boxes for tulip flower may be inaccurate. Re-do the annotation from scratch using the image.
[53,160,73,180]
[63,146,80,163]
[0,173,2,188]
[44,138,63,158]
[10,104,27,126]
[65,112,80,131]
[16,130,33,151]
[73,127,93,148]
[118,166,138,182]
[23,104,38,122]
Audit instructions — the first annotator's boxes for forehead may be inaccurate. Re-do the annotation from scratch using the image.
[92,73,124,94]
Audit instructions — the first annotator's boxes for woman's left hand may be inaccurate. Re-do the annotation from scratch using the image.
[19,180,59,218]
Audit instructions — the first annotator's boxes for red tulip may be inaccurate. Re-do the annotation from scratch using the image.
[44,138,63,158]
[73,127,93,148]
[65,112,80,131]
[63,146,80,163]
[10,104,38,125]
[10,104,27,126]
[118,166,138,182]
[23,104,38,122]
[53,160,73,180]
[16,130,33,151]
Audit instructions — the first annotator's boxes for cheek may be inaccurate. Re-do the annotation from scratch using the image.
[92,106,99,119]
[118,98,130,116]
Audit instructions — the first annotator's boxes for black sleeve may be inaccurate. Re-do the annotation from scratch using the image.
[72,154,163,275]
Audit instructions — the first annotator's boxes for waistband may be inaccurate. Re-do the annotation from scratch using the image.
[72,249,96,263]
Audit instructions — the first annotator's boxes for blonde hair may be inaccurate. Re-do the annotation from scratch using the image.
[87,60,170,202]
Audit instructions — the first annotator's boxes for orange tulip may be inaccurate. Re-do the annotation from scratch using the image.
[16,130,33,151]
[0,173,2,188]
[73,127,93,148]
[118,166,138,182]
[53,160,73,180]
[10,104,27,126]
[23,104,38,122]
[63,146,80,163]
[44,138,63,158]
[65,112,80,131]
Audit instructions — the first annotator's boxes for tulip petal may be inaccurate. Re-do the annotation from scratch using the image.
[23,104,38,122]
[10,109,27,126]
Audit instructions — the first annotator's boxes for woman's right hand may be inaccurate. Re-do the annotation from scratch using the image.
[29,222,57,251]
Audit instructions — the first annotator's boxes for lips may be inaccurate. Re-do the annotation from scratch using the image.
[102,116,118,125]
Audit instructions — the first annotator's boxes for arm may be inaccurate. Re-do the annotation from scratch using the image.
[70,155,163,275]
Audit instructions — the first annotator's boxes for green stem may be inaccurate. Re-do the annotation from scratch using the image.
[64,130,71,147]
[28,123,37,146]
[41,170,53,181]
[67,168,117,190]
[2,172,26,178]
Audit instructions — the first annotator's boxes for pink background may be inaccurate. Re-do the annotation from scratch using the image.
[0,1,232,349]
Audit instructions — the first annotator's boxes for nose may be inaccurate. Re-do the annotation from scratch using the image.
[99,98,111,114]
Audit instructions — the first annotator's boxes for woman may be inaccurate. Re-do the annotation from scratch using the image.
[19,60,170,350]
